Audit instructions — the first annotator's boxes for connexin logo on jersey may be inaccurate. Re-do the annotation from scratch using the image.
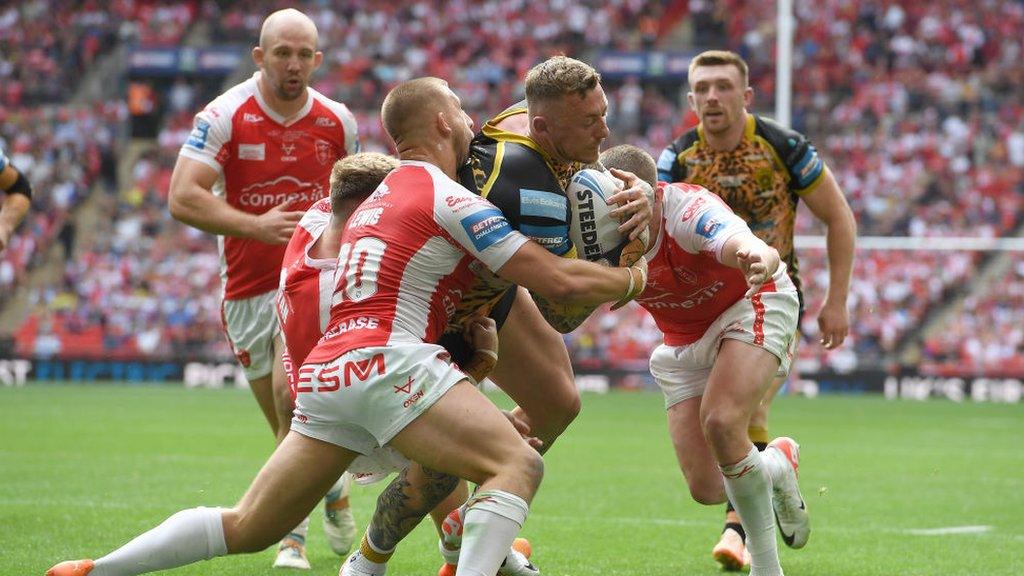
[461,208,512,252]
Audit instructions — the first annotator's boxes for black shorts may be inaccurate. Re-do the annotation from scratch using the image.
[436,286,517,366]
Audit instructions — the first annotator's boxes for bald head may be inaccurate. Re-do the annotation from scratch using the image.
[259,8,318,50]
[381,77,452,146]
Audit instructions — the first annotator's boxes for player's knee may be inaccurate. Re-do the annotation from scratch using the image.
[700,407,743,446]
[505,445,545,494]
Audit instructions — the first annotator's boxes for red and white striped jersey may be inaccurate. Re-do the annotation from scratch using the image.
[636,182,794,346]
[179,72,358,300]
[304,160,529,365]
[277,197,337,384]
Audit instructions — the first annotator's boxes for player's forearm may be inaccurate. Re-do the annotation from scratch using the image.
[169,185,258,238]
[542,259,638,307]
[824,210,856,304]
[0,193,31,231]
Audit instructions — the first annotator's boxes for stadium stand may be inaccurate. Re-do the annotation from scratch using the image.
[2,0,1022,381]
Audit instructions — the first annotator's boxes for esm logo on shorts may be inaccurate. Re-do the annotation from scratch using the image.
[294,353,386,394]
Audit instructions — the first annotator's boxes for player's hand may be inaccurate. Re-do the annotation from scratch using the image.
[501,409,543,450]
[606,168,653,241]
[463,314,498,357]
[737,244,780,298]
[817,298,849,350]
[254,203,304,244]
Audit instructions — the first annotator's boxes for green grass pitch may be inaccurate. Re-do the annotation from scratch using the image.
[2,384,1022,575]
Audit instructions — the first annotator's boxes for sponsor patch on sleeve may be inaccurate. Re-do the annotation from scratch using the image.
[792,146,823,188]
[185,119,211,150]
[520,189,568,220]
[460,208,513,252]
[695,209,727,239]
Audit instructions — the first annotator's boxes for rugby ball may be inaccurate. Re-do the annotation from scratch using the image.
[566,168,647,266]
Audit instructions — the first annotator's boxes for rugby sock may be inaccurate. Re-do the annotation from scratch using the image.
[360,532,394,564]
[91,507,227,576]
[721,447,782,576]
[723,428,770,541]
[748,426,770,450]
[455,491,529,576]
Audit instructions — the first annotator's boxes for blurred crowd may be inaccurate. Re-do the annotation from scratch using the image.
[4,0,1023,375]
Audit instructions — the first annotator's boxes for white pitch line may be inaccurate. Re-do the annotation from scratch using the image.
[904,525,993,536]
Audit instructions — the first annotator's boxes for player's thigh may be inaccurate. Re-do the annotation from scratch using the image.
[702,339,780,425]
[222,291,279,382]
[225,431,357,552]
[666,397,724,505]
[389,381,543,500]
[491,288,578,419]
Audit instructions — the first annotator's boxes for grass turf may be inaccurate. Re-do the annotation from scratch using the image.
[2,384,1022,575]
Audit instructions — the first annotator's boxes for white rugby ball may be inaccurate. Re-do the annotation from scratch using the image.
[567,168,629,265]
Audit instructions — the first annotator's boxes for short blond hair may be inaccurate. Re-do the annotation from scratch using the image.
[329,152,399,212]
[380,77,449,145]
[524,56,601,104]
[688,50,749,87]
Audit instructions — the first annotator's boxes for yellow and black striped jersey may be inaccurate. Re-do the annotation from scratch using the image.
[445,100,583,337]
[657,114,826,299]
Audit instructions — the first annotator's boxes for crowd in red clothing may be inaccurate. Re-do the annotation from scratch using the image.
[4,1,1023,376]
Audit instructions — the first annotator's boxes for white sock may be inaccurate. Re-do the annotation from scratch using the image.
[455,491,529,576]
[91,507,227,576]
[439,538,461,565]
[720,447,783,576]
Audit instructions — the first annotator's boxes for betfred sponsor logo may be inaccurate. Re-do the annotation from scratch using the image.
[461,208,512,252]
[315,116,337,127]
[243,113,264,123]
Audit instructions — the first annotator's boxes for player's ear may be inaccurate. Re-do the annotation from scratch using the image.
[686,91,697,111]
[437,111,452,137]
[531,114,548,137]
[744,86,754,108]
[313,50,324,70]
[252,46,264,68]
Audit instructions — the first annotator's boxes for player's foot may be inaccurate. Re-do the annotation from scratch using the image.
[273,535,311,570]
[324,472,357,555]
[712,528,751,571]
[46,560,94,576]
[341,550,387,576]
[498,545,539,576]
[437,538,536,576]
[768,437,810,549]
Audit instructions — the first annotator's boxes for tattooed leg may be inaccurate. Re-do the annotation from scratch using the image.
[366,463,460,551]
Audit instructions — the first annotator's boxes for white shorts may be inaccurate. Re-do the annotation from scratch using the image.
[291,343,466,455]
[221,290,282,381]
[650,290,799,409]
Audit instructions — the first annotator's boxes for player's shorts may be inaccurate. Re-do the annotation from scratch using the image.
[436,285,517,366]
[291,343,467,455]
[650,289,799,409]
[221,289,282,381]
